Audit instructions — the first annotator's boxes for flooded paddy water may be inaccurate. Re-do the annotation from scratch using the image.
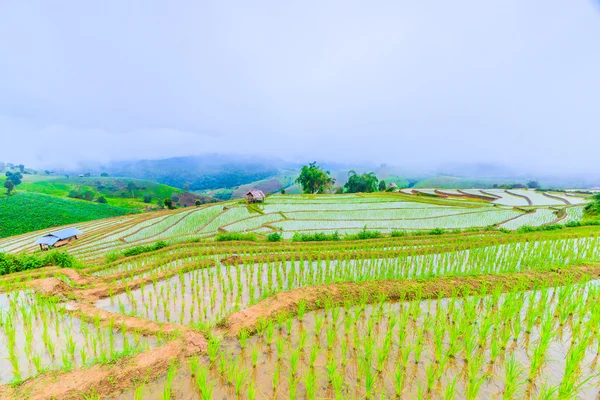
[96,234,600,330]
[0,290,158,383]
[114,281,600,399]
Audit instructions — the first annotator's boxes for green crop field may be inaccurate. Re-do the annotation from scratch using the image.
[0,192,134,239]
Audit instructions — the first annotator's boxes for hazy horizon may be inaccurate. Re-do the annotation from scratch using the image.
[1,1,599,175]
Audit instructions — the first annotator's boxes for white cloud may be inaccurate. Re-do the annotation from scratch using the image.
[0,0,598,174]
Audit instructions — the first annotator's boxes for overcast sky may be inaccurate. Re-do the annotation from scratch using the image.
[0,1,599,173]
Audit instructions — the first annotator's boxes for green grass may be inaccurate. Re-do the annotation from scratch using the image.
[0,192,135,238]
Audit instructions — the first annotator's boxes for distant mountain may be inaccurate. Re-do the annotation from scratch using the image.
[52,155,598,192]
[64,154,287,191]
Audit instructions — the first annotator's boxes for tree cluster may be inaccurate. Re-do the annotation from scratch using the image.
[296,162,392,194]
[4,171,22,195]
[295,162,335,194]
[344,171,379,193]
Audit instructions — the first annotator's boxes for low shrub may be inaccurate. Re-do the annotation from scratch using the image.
[517,224,564,233]
[122,241,168,258]
[0,250,82,276]
[216,232,257,242]
[345,227,382,240]
[428,228,446,235]
[292,232,340,242]
[390,230,407,237]
[267,232,283,242]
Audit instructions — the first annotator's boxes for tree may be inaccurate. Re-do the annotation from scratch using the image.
[84,172,91,177]
[295,162,335,194]
[527,180,540,189]
[344,171,379,193]
[0,162,5,170]
[17,164,25,173]
[164,198,173,209]
[143,194,153,203]
[5,172,22,193]
[280,188,286,195]
[96,196,107,203]
[195,199,201,207]
[378,180,386,192]
[4,180,14,195]
[127,181,137,198]
[334,186,344,194]
[83,190,94,201]
[100,172,109,177]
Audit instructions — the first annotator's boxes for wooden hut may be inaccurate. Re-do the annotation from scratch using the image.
[34,227,83,251]
[245,190,266,203]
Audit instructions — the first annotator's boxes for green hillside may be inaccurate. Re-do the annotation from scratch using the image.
[0,192,135,238]
[202,173,298,200]
[2,175,183,210]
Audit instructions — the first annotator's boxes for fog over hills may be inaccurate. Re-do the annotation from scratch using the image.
[39,154,597,190]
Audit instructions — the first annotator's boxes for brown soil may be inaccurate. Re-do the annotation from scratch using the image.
[505,189,533,206]
[222,264,600,336]
[458,189,497,201]
[542,191,570,205]
[1,340,186,400]
[26,277,73,298]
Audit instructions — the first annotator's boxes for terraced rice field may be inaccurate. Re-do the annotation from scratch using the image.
[1,204,600,398]
[0,193,590,261]
[0,290,157,383]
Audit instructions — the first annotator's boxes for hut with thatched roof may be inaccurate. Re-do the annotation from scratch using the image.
[245,190,266,203]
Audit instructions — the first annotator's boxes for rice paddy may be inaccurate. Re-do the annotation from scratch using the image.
[1,192,590,260]
[129,281,600,399]
[0,290,157,384]
[0,192,598,399]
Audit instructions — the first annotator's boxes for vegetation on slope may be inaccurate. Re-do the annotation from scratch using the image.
[13,177,184,209]
[584,193,600,220]
[0,192,134,238]
[202,173,298,200]
[0,250,81,275]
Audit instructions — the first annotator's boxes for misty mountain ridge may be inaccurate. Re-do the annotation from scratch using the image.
[52,154,599,192]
